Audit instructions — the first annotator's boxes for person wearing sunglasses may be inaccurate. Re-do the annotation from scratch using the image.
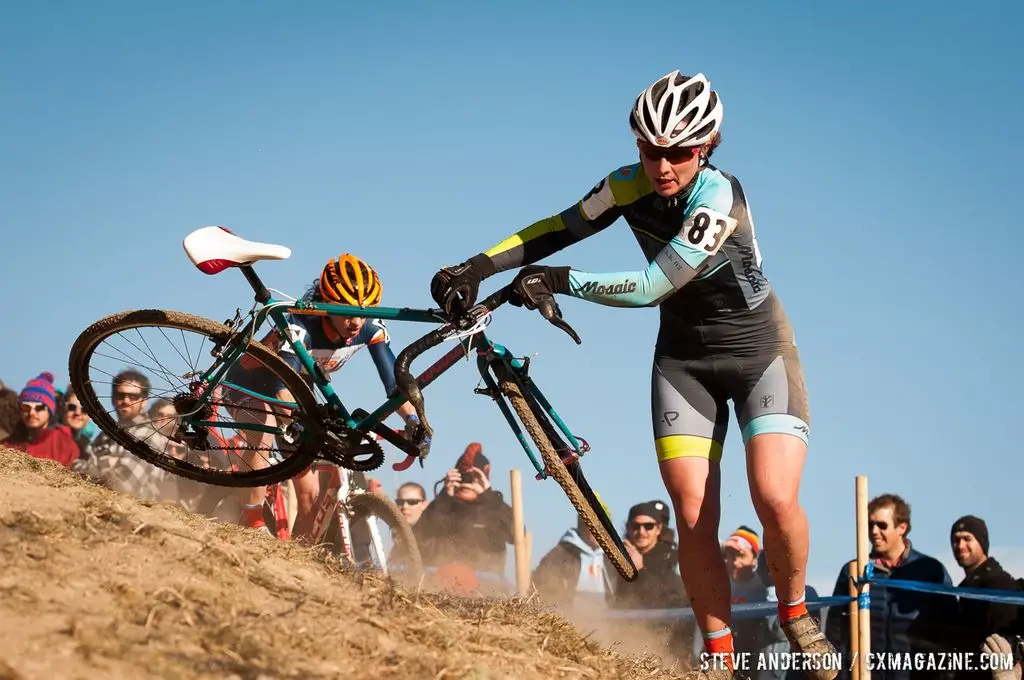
[59,385,100,458]
[429,70,828,679]
[394,482,429,526]
[826,493,957,680]
[1,372,79,467]
[612,501,686,612]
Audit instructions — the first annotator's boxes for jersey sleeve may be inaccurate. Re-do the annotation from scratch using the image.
[566,179,738,307]
[481,170,628,274]
[365,320,398,396]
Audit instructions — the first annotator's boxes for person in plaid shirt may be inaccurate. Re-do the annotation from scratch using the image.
[72,369,177,502]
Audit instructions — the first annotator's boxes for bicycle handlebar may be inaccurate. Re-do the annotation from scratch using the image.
[395,284,580,394]
[390,284,581,469]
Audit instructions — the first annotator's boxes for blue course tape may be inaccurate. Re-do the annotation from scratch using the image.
[867,576,1024,605]
[603,596,855,622]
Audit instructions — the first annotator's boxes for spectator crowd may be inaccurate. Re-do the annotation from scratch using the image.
[2,369,1022,679]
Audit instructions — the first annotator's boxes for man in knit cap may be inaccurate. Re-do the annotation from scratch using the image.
[947,515,1021,679]
[714,527,771,666]
[1,372,79,467]
[612,500,686,609]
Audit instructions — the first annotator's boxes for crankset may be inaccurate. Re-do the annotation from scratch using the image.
[319,419,385,472]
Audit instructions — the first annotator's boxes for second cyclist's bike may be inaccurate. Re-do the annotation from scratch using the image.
[68,226,638,581]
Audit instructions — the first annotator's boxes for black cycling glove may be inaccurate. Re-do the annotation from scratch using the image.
[509,265,571,310]
[430,253,496,316]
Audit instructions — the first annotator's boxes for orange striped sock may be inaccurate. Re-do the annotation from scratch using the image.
[778,593,808,623]
[703,627,734,670]
[241,503,266,529]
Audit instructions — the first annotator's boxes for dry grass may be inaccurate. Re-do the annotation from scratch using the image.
[0,446,694,680]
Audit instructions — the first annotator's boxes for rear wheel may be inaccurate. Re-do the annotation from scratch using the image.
[68,309,322,487]
[492,363,638,582]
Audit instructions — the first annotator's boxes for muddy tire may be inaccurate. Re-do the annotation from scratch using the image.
[348,492,424,585]
[493,363,638,582]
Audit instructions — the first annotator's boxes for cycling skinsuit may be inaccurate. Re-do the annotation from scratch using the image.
[224,308,399,400]
[476,162,809,463]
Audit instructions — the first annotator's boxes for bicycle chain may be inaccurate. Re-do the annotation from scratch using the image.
[320,417,385,472]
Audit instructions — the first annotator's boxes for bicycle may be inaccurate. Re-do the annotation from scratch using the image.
[303,460,424,583]
[67,225,639,582]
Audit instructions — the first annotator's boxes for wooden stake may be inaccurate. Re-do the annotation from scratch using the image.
[855,475,871,680]
[510,469,528,594]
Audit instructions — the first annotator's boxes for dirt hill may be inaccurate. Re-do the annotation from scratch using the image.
[0,445,692,680]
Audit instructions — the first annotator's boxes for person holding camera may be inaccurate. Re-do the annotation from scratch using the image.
[414,443,516,578]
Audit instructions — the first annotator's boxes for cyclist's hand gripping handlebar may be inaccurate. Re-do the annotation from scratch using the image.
[391,284,581,470]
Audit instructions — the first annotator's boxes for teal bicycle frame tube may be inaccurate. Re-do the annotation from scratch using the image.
[186,295,466,435]
[179,284,586,464]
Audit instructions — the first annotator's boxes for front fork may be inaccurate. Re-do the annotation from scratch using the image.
[474,345,590,480]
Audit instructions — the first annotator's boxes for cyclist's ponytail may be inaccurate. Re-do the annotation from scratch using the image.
[700,132,722,165]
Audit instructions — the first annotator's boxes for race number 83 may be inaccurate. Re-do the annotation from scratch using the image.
[686,207,737,255]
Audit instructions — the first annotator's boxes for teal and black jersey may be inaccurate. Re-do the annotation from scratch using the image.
[475,161,810,456]
[482,163,793,357]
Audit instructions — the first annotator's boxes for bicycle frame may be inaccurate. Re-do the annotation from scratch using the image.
[184,264,588,478]
[307,462,389,570]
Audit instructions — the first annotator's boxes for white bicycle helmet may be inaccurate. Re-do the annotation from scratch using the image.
[629,71,723,148]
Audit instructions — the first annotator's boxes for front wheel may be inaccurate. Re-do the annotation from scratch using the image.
[492,364,638,582]
[347,492,424,585]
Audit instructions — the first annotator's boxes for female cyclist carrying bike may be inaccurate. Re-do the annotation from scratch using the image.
[429,70,836,680]
[224,254,425,540]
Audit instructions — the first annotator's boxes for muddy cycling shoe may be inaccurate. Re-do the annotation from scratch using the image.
[782,613,840,680]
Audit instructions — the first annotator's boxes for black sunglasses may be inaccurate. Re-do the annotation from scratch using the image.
[639,142,700,164]
[395,498,423,507]
[629,521,659,532]
[869,520,889,531]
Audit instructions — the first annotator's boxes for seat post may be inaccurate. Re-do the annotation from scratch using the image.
[240,265,272,304]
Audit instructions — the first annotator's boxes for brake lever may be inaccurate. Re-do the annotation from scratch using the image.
[537,297,582,345]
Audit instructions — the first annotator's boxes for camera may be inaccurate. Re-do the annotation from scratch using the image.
[1010,636,1024,666]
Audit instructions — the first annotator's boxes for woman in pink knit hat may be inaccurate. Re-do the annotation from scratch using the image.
[1,372,80,467]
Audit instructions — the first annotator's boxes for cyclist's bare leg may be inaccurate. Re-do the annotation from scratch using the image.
[289,466,321,542]
[659,457,732,656]
[228,399,275,528]
[746,432,808,605]
[746,431,835,680]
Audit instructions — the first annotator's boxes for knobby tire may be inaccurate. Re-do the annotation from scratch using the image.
[68,309,321,488]
[492,364,638,582]
[348,492,425,585]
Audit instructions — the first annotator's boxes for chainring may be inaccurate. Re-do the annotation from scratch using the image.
[320,420,385,472]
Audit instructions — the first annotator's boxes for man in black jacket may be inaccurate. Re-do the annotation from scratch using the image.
[611,500,686,609]
[948,515,1021,679]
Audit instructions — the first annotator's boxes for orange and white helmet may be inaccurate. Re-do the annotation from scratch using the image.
[318,254,382,307]
[629,71,723,148]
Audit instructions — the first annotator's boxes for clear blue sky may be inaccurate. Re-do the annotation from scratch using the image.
[2,1,1022,596]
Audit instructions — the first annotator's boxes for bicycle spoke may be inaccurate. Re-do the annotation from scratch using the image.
[70,310,322,488]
